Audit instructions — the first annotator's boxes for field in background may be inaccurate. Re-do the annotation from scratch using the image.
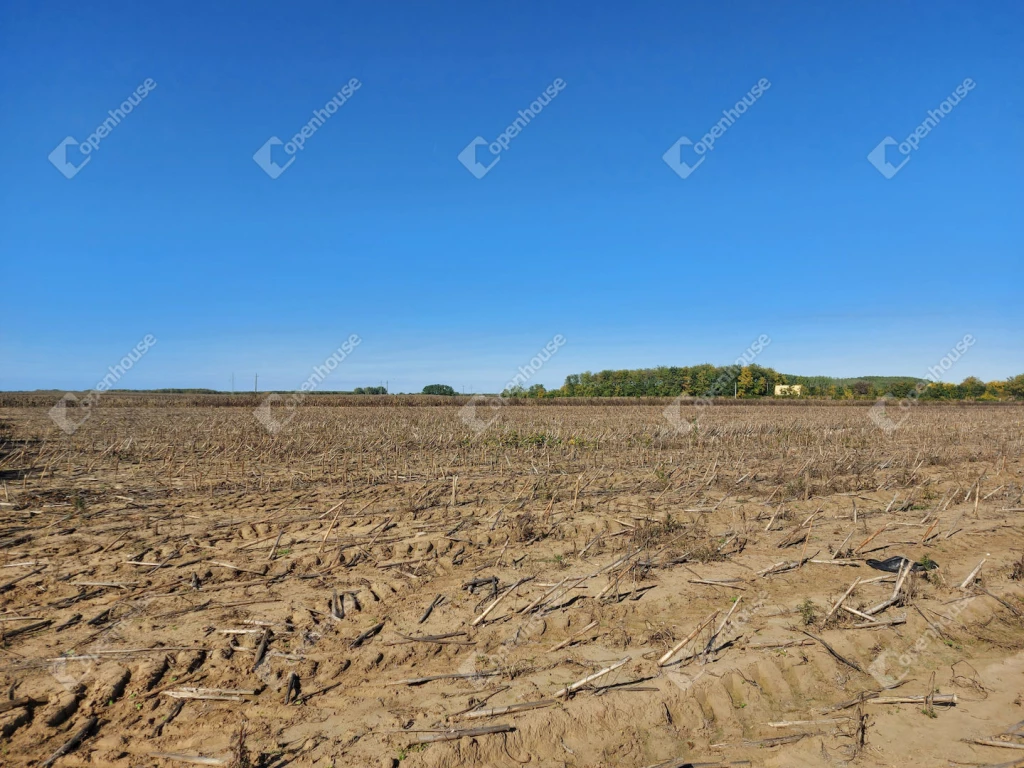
[5,391,1021,409]
[1,401,1022,767]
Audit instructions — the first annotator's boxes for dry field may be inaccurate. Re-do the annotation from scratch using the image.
[1,400,1023,768]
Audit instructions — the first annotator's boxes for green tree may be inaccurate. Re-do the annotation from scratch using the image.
[422,384,456,396]
[851,380,873,397]
[888,379,917,399]
[957,376,985,399]
[982,380,1006,400]
[1006,374,1024,400]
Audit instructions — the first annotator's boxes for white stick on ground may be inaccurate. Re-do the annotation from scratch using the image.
[519,577,567,614]
[959,558,986,590]
[554,656,630,698]
[550,620,598,652]
[472,577,532,626]
[824,578,860,623]
[657,610,719,666]
[892,560,912,598]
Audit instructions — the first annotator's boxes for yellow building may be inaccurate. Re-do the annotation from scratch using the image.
[774,384,803,396]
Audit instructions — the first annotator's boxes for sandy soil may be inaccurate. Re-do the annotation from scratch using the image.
[1,402,1022,768]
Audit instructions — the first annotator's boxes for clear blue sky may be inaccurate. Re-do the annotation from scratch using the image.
[1,1,1021,392]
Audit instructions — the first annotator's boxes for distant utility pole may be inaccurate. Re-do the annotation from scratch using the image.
[735,381,738,398]
[231,373,235,393]
[254,374,258,393]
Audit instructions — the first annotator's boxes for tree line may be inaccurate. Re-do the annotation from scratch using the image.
[499,365,1024,400]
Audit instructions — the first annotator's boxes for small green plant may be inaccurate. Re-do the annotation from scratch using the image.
[396,744,427,761]
[799,598,817,625]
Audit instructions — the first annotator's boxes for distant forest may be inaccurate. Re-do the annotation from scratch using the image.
[504,365,1024,400]
[80,368,1024,401]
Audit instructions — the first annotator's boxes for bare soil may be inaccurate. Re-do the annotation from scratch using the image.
[1,401,1022,768]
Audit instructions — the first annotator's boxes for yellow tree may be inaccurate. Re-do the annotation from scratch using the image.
[737,367,755,397]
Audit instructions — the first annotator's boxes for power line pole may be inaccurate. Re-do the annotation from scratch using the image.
[254,374,258,393]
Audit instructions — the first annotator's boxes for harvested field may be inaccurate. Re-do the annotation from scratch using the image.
[1,400,1023,767]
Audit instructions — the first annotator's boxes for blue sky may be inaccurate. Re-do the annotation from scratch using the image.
[1,0,1021,393]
